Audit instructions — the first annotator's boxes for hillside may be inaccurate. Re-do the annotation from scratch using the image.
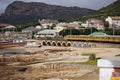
[0,1,95,24]
[75,0,120,21]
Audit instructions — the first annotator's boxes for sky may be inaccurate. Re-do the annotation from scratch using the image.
[0,0,117,14]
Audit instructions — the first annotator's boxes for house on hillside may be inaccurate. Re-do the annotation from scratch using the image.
[106,16,120,28]
[35,25,42,30]
[38,19,59,29]
[54,26,66,32]
[54,22,68,32]
[22,27,37,33]
[86,19,104,30]
[22,27,38,39]
[67,22,81,29]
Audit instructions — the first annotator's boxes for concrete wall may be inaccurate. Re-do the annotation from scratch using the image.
[98,57,120,80]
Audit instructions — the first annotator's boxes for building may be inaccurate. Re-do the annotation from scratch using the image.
[106,16,120,28]
[35,29,58,38]
[86,19,104,30]
[0,23,13,26]
[54,26,66,32]
[67,22,81,29]
[13,38,25,43]
[98,57,120,80]
[35,25,42,30]
[39,19,59,29]
[22,27,37,33]
[39,19,59,24]
[54,23,67,32]
[25,39,41,47]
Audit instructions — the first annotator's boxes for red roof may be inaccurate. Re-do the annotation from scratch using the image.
[112,17,120,20]
[0,23,12,27]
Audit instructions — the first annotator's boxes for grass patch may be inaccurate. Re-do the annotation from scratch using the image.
[65,59,97,65]
[79,60,97,65]
[80,53,97,65]
[81,53,95,56]
[82,53,97,60]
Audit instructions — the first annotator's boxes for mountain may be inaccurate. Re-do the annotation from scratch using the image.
[0,1,95,24]
[79,0,120,21]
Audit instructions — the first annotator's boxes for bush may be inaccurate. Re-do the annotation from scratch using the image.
[89,54,96,60]
[115,54,120,57]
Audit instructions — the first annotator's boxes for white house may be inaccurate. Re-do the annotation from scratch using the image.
[54,26,66,32]
[67,22,81,29]
[35,25,42,30]
[106,16,120,28]
[22,27,37,33]
[54,23,68,32]
[35,29,58,38]
[39,19,59,29]
[86,19,104,30]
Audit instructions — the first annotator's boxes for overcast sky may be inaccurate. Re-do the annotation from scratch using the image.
[0,0,117,13]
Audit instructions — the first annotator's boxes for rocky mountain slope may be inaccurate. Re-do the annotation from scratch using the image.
[0,1,95,24]
[79,0,120,21]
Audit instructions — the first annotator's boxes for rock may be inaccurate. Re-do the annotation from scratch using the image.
[0,1,95,24]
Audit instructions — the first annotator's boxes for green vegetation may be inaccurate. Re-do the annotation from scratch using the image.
[59,28,98,36]
[69,0,120,21]
[105,28,120,35]
[89,54,96,60]
[79,60,97,65]
[59,27,120,36]
[81,53,97,60]
[81,53,94,56]
[80,53,97,65]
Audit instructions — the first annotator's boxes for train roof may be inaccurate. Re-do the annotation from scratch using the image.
[66,35,120,37]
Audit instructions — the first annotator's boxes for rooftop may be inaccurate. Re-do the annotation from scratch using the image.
[89,32,107,36]
[22,27,36,31]
[37,29,58,34]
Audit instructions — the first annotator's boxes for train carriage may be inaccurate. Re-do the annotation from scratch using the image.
[65,35,120,43]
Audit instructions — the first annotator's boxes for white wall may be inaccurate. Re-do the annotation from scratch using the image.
[99,68,114,80]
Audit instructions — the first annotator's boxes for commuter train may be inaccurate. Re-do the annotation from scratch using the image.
[65,35,120,43]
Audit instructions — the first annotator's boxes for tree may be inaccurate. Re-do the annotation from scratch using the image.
[59,29,80,36]
[84,27,98,35]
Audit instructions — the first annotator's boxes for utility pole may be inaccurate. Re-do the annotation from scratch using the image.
[112,24,115,36]
[70,28,72,35]
[91,27,92,34]
[113,26,115,36]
